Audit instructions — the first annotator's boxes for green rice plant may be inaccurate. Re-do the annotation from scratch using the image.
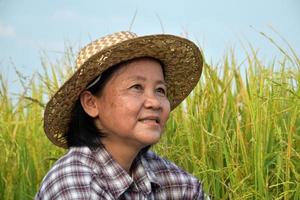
[0,41,299,199]
[156,48,300,199]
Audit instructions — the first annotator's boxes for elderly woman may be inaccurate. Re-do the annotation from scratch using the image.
[36,31,205,199]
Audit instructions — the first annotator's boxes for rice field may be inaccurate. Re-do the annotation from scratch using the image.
[0,40,299,199]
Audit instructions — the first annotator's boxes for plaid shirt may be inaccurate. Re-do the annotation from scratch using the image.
[35,146,205,199]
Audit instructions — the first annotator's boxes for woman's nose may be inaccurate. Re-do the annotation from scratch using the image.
[144,93,161,110]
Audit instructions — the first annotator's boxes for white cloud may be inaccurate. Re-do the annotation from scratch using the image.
[0,23,16,37]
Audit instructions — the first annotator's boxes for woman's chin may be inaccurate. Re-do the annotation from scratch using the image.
[137,131,162,146]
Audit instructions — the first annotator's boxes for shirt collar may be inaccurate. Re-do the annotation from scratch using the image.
[130,153,161,195]
[92,146,133,199]
[140,152,162,188]
[92,146,161,198]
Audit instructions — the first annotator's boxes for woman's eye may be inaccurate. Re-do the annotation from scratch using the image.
[130,84,143,91]
[156,87,166,95]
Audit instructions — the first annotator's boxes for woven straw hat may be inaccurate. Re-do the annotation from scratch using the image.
[44,31,203,148]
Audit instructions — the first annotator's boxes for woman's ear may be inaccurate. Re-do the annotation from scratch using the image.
[80,91,100,118]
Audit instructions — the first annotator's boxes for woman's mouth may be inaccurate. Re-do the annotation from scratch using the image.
[138,116,160,125]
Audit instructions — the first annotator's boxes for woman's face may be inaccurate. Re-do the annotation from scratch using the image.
[94,58,170,150]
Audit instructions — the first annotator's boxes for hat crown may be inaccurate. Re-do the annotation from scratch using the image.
[76,31,138,67]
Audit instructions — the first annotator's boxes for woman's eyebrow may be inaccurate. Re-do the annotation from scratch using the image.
[128,75,166,85]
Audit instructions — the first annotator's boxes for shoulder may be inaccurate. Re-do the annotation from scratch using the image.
[35,147,96,200]
[143,150,200,185]
[142,151,204,198]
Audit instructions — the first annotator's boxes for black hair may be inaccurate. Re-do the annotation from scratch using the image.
[66,57,164,148]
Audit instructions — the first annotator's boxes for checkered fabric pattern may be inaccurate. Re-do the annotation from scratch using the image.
[76,32,137,67]
[35,146,205,199]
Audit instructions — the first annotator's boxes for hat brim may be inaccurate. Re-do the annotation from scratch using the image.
[44,34,203,148]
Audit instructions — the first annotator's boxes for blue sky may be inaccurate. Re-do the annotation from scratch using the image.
[0,0,299,89]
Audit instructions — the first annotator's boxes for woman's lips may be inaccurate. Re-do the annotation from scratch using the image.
[138,116,160,126]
